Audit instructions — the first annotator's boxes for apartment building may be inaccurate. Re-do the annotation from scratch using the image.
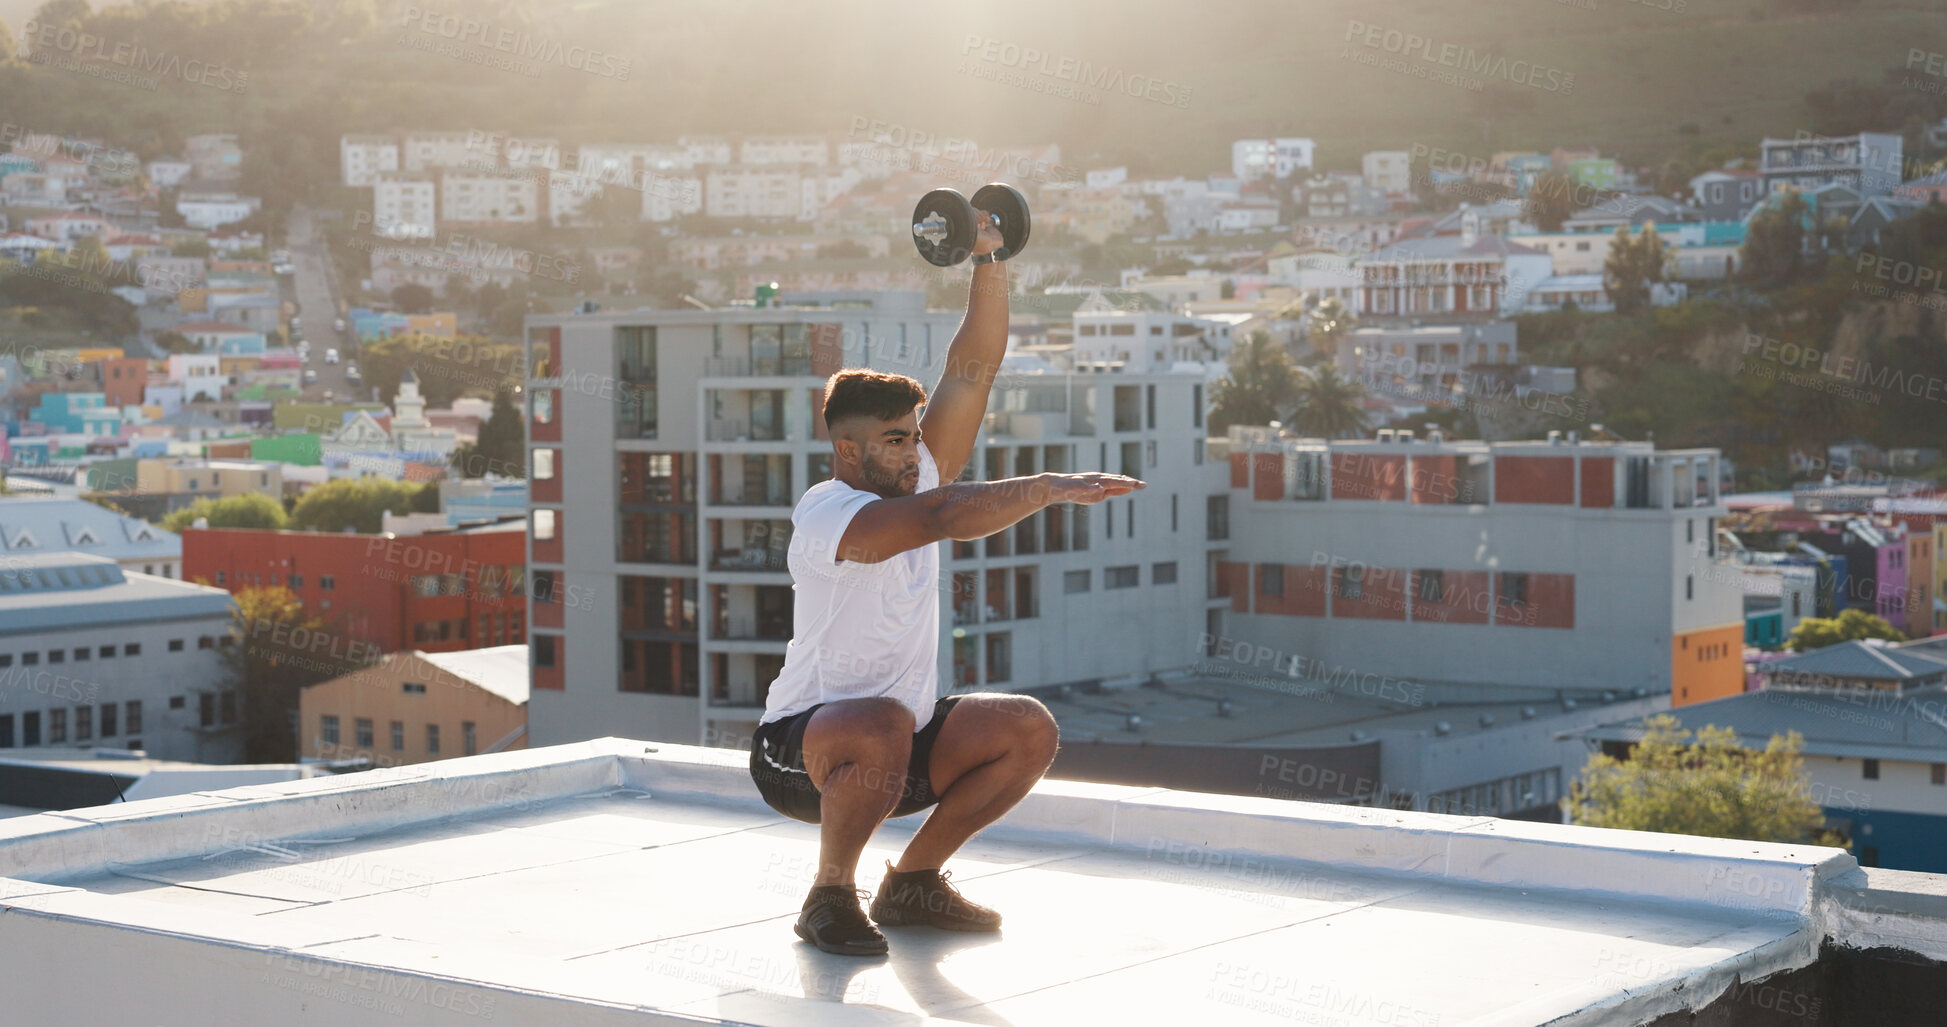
[399,130,475,173]
[299,645,528,765]
[1215,427,1744,706]
[1072,308,1234,371]
[704,165,803,220]
[1363,150,1411,193]
[523,291,1228,748]
[739,134,830,166]
[438,169,538,225]
[339,134,401,188]
[372,172,437,239]
[1354,234,1552,318]
[0,553,238,763]
[1232,137,1315,181]
[1759,132,1904,197]
[181,524,527,656]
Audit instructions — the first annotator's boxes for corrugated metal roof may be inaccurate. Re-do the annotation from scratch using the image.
[1584,684,1947,762]
[0,498,180,560]
[1767,640,1947,682]
[0,553,230,634]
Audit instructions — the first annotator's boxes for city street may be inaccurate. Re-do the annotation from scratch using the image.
[285,205,364,404]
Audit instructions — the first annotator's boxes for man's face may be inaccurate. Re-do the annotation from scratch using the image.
[848,408,923,498]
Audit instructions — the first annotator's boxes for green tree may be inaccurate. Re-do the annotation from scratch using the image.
[224,586,363,763]
[472,386,525,476]
[1602,225,1670,317]
[1785,609,1905,651]
[289,477,428,533]
[1305,296,1355,358]
[1524,171,1583,232]
[1741,190,1810,289]
[162,492,290,533]
[171,238,213,259]
[391,283,435,315]
[1290,364,1371,440]
[1208,331,1303,436]
[1566,715,1837,846]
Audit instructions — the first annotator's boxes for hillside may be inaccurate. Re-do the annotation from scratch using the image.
[0,0,1936,177]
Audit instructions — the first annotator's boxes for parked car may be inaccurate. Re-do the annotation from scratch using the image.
[345,363,361,382]
[333,317,346,332]
[303,369,317,385]
[324,348,339,364]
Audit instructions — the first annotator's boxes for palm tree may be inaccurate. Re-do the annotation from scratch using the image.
[1289,364,1371,440]
[1307,296,1355,357]
[1209,331,1303,436]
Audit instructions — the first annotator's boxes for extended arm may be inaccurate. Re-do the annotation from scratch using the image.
[919,215,1008,482]
[835,473,1143,564]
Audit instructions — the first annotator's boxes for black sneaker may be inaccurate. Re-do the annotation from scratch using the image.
[794,885,888,956]
[868,862,1002,932]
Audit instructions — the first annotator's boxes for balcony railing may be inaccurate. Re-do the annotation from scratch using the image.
[704,356,814,377]
[706,419,788,443]
[710,548,788,572]
[714,616,792,641]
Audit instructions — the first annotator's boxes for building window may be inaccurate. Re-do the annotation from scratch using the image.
[1192,384,1203,428]
[535,634,557,668]
[320,715,340,746]
[403,682,426,694]
[463,722,477,756]
[200,693,215,728]
[100,703,116,737]
[221,691,236,724]
[1260,563,1284,596]
[100,645,115,659]
[1932,762,1945,786]
[168,639,184,652]
[1863,758,1880,780]
[289,575,302,589]
[125,643,140,657]
[0,714,11,748]
[0,655,9,669]
[355,718,374,748]
[1106,565,1140,589]
[1686,575,1694,600]
[1500,573,1529,609]
[48,708,66,744]
[1171,494,1178,533]
[535,509,557,542]
[1207,495,1229,540]
[1418,570,1444,603]
[74,706,91,742]
[169,696,185,710]
[198,636,214,650]
[125,702,141,735]
[22,712,38,746]
[427,724,440,756]
[22,652,37,667]
[320,576,335,590]
[391,721,405,750]
[48,649,63,664]
[1064,570,1091,594]
[534,449,555,479]
[1338,564,1365,599]
[985,632,1011,684]
[1152,561,1178,585]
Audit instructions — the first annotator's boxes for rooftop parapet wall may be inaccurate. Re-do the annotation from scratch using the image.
[0,738,1856,923]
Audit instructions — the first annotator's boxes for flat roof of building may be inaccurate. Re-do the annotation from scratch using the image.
[0,738,1908,1026]
[0,552,231,633]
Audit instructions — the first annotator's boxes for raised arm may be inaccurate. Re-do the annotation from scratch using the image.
[835,473,1144,564]
[920,210,1008,483]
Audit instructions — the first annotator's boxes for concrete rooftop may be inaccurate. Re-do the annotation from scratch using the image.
[0,738,1915,1026]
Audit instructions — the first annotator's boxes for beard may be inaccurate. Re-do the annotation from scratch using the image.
[861,460,917,498]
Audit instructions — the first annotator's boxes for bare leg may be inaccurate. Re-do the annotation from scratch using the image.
[798,697,915,887]
[895,694,1059,873]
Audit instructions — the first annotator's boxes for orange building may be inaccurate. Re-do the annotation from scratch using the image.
[301,645,527,765]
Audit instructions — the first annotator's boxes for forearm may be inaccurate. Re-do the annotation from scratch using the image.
[944,260,1009,384]
[929,473,1050,540]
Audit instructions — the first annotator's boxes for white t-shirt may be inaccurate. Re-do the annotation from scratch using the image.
[760,442,942,726]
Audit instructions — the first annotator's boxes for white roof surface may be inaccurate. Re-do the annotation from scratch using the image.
[0,739,1866,1026]
[418,644,530,706]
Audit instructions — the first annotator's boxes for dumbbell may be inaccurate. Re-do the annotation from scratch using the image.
[911,183,1031,267]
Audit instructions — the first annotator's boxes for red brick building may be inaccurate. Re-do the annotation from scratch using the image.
[181,523,528,655]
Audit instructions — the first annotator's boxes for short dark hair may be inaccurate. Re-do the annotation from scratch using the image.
[822,368,926,429]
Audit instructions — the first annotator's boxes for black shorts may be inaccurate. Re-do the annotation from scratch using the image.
[748,695,963,825]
